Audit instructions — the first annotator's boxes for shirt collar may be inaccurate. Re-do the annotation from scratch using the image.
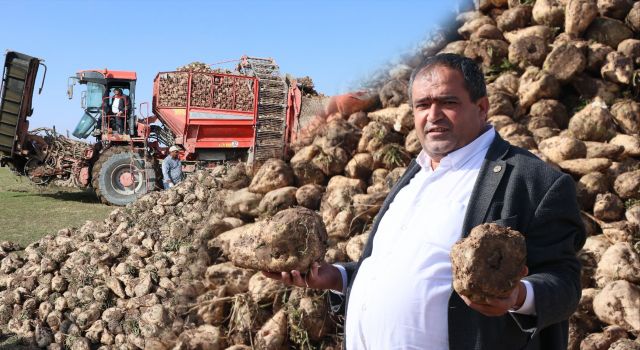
[416,125,495,171]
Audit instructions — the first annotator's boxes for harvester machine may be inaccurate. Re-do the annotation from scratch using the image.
[0,51,309,206]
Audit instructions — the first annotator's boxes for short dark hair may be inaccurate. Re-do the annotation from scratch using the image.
[407,53,487,106]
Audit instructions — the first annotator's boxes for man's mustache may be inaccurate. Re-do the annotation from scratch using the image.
[423,123,452,133]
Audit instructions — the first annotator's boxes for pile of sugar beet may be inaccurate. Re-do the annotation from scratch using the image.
[2,0,640,348]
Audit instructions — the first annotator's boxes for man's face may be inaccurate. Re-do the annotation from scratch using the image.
[170,150,179,159]
[114,89,121,97]
[411,65,488,162]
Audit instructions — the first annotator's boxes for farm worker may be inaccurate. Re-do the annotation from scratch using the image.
[264,54,586,350]
[107,87,128,134]
[162,145,183,189]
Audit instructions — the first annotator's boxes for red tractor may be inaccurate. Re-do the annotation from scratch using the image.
[0,51,305,205]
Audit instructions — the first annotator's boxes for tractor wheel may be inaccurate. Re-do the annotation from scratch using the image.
[91,147,157,205]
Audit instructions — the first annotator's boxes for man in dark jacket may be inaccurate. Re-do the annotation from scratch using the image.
[109,88,128,134]
[265,54,585,350]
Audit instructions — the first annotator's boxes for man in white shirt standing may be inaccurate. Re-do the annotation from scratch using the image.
[110,88,126,134]
[264,54,585,350]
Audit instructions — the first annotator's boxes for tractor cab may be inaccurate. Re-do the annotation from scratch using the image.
[69,69,137,140]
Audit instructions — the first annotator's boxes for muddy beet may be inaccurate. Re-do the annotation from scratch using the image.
[451,223,527,303]
[229,207,328,273]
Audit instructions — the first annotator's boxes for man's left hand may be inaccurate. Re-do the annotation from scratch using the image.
[460,282,526,316]
[460,265,529,317]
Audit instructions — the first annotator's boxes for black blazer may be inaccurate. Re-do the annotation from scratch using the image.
[337,134,586,350]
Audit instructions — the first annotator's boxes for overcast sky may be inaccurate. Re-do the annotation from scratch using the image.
[1,0,467,136]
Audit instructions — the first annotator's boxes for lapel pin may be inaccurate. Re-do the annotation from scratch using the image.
[493,165,502,173]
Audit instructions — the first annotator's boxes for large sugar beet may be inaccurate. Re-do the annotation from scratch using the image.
[254,309,287,350]
[312,146,350,177]
[229,207,328,273]
[345,153,374,180]
[585,17,634,49]
[248,159,294,194]
[593,280,640,332]
[488,90,515,117]
[346,233,369,262]
[248,272,284,304]
[504,25,555,44]
[595,242,640,287]
[568,104,615,142]
[602,220,639,244]
[611,100,640,135]
[379,79,409,108]
[543,43,586,82]
[558,158,611,176]
[224,188,263,220]
[518,67,560,109]
[372,144,411,170]
[538,135,587,164]
[357,121,403,153]
[576,172,610,209]
[609,339,640,350]
[295,184,324,210]
[496,5,532,32]
[367,104,411,131]
[565,0,599,36]
[585,141,624,159]
[286,290,333,343]
[530,99,569,128]
[318,118,362,154]
[626,205,640,225]
[627,2,640,32]
[405,130,422,156]
[459,16,495,39]
[601,51,634,85]
[439,41,468,55]
[257,186,298,217]
[463,39,509,70]
[450,223,526,303]
[204,262,253,295]
[508,34,550,69]
[580,325,628,350]
[492,71,520,97]
[597,0,634,20]
[593,192,625,221]
[614,170,640,200]
[610,134,640,158]
[617,39,640,65]
[532,0,565,27]
[571,74,621,104]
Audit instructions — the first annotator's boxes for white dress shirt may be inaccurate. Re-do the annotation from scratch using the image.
[112,97,122,114]
[341,127,534,350]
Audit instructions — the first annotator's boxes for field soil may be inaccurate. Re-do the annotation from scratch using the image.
[0,168,112,247]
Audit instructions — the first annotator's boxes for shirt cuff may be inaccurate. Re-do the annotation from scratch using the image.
[331,264,348,295]
[509,280,536,315]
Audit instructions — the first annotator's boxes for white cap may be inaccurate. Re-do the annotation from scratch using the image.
[169,145,181,152]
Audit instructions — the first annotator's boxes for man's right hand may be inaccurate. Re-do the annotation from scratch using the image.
[262,262,343,292]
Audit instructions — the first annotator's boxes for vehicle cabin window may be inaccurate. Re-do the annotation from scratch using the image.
[86,83,106,109]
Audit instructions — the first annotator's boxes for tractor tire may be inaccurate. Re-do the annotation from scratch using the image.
[91,147,157,206]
